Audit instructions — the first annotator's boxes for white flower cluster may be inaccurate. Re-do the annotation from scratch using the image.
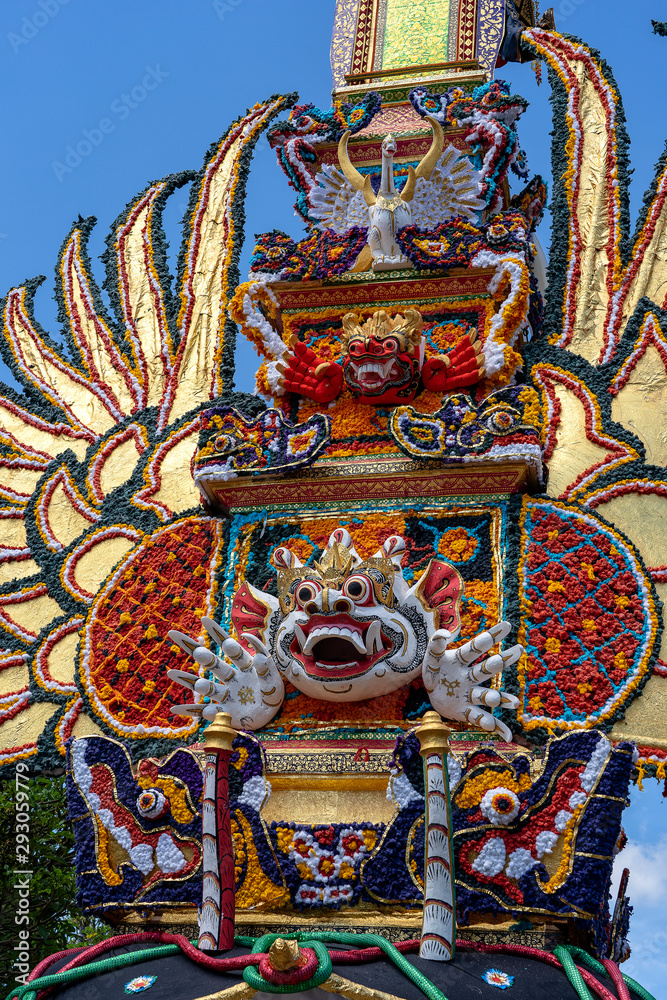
[471,733,613,883]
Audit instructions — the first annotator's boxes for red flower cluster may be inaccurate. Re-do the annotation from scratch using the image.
[521,507,646,724]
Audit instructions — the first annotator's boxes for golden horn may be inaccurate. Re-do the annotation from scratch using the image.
[401,165,417,203]
[414,114,444,181]
[338,130,376,206]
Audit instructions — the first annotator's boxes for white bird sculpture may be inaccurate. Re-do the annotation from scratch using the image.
[310,114,485,272]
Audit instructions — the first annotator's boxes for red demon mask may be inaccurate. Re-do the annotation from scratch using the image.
[341,308,423,405]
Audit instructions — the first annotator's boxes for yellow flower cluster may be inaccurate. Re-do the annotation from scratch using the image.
[95,818,123,886]
[233,811,290,910]
[455,769,531,809]
[437,527,478,563]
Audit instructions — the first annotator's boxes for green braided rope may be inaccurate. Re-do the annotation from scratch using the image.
[561,945,658,1000]
[243,936,332,993]
[4,944,180,1000]
[7,938,255,1000]
[560,944,604,974]
[618,973,659,1000]
[553,946,595,1000]
[5,931,444,1000]
[291,931,449,1000]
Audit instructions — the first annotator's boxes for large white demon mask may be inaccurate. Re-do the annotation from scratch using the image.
[269,528,447,699]
[167,529,521,739]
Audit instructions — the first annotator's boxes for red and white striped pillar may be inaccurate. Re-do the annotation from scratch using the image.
[416,710,457,962]
[198,710,236,951]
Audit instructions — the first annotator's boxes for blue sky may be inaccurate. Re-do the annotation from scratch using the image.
[0,0,666,991]
[611,780,667,995]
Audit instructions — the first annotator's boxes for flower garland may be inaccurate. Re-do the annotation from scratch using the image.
[521,31,629,359]
[60,525,144,603]
[35,463,100,553]
[164,94,296,414]
[60,224,143,416]
[131,415,201,522]
[78,515,224,741]
[0,583,57,644]
[0,456,48,508]
[389,386,542,466]
[86,424,149,506]
[250,227,368,282]
[107,181,182,407]
[510,496,659,739]
[266,93,382,226]
[2,283,119,439]
[66,735,204,916]
[32,617,83,693]
[0,686,31,727]
[54,693,85,758]
[601,124,667,361]
[0,508,31,567]
[270,822,382,909]
[194,405,330,483]
[471,251,530,378]
[371,728,636,955]
[229,282,286,362]
[530,361,638,495]
[0,391,91,460]
[409,81,529,214]
[608,310,667,396]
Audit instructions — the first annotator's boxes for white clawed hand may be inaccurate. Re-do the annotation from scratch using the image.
[422,621,522,741]
[166,617,284,731]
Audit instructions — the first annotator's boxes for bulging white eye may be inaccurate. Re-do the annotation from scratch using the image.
[136,788,168,819]
[295,580,323,609]
[343,575,372,604]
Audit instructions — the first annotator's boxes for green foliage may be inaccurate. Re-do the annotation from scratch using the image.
[0,774,113,995]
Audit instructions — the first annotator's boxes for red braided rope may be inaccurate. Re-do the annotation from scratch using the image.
[328,940,419,963]
[27,947,83,982]
[34,932,261,999]
[601,958,632,1000]
[29,930,621,1000]
[31,931,421,984]
[456,940,617,1000]
[258,947,319,984]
